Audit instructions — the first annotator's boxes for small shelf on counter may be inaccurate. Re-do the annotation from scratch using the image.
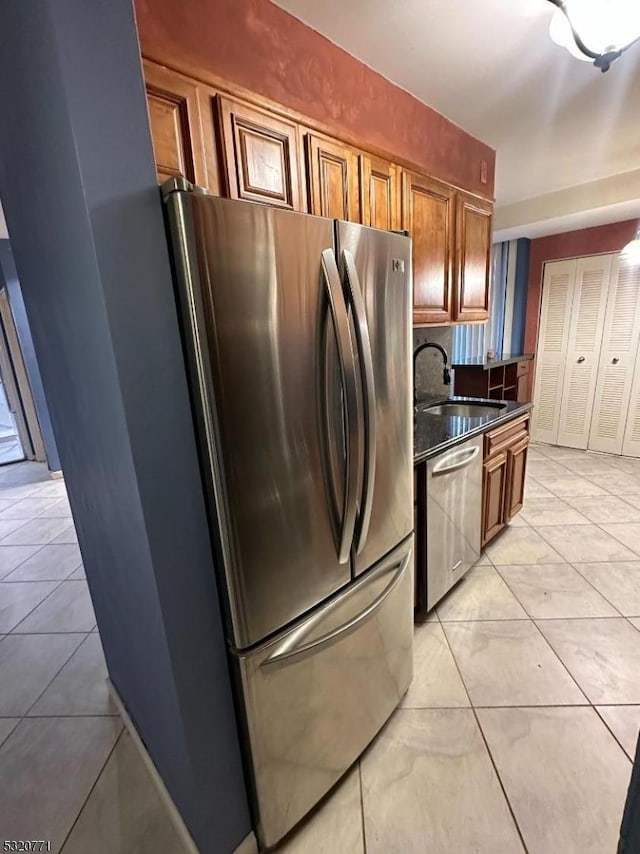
[453,355,533,403]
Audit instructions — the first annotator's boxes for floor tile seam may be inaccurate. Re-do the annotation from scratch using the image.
[589,519,640,559]
[533,521,640,561]
[566,562,628,618]
[438,620,475,711]
[7,575,73,634]
[495,525,566,564]
[357,759,367,854]
[21,631,93,718]
[9,629,92,636]
[470,705,531,854]
[527,617,591,705]
[24,712,121,719]
[57,723,125,854]
[0,561,82,584]
[2,577,72,635]
[0,514,50,544]
[592,706,635,763]
[0,542,48,581]
[626,618,640,632]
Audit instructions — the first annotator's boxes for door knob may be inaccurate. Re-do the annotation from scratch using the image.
[612,357,620,364]
[577,356,585,363]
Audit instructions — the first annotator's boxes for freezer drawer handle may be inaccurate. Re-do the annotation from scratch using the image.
[321,249,361,564]
[262,551,410,669]
[432,445,480,475]
[342,248,377,555]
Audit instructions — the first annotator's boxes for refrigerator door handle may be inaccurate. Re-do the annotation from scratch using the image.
[321,249,360,564]
[261,548,410,668]
[342,249,377,554]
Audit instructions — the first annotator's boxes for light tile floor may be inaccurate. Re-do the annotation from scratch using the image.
[2,447,640,853]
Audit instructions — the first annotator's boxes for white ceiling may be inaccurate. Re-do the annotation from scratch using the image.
[273,0,640,237]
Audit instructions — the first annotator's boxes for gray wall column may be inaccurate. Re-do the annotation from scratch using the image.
[0,1,251,851]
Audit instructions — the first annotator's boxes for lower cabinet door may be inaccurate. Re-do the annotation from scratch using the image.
[506,434,529,520]
[482,451,508,546]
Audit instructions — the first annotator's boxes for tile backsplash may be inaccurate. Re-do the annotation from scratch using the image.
[413,326,453,402]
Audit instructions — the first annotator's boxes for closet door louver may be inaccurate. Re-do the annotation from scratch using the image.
[556,255,612,449]
[590,257,640,454]
[621,260,640,457]
[531,259,575,444]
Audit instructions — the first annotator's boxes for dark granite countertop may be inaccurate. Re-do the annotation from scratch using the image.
[414,396,533,465]
[451,354,534,370]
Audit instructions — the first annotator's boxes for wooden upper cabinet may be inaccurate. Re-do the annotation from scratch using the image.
[305,134,360,222]
[454,193,492,323]
[216,96,304,211]
[143,61,214,191]
[402,171,455,325]
[360,154,400,231]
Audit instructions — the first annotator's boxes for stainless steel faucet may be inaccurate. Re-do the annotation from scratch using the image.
[413,341,451,405]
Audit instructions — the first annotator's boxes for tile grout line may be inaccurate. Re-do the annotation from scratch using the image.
[57,725,125,853]
[566,561,629,618]
[592,706,635,763]
[5,574,72,634]
[438,617,531,853]
[21,631,93,719]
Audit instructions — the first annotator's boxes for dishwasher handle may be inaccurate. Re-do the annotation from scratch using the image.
[432,444,480,475]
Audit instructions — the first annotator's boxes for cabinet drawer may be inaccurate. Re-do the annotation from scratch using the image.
[517,361,530,377]
[485,414,530,458]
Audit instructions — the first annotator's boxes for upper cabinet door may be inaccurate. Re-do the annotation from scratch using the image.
[305,134,360,222]
[402,171,455,325]
[360,154,400,231]
[143,61,214,190]
[216,96,304,211]
[454,193,492,323]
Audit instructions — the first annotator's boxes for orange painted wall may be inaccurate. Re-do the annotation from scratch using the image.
[134,0,495,197]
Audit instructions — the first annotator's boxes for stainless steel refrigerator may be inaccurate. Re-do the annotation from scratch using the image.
[163,178,414,849]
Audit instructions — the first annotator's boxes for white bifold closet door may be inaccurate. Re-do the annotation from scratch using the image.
[531,259,575,444]
[620,260,640,457]
[589,257,640,454]
[556,255,612,448]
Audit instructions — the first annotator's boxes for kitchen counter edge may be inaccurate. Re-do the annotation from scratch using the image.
[413,401,533,465]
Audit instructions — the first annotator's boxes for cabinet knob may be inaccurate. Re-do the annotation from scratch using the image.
[612,357,620,364]
[577,356,585,363]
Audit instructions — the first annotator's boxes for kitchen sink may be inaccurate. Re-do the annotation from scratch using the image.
[423,402,507,418]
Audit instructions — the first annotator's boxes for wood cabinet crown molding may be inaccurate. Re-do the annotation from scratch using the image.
[142,58,493,327]
[141,56,494,205]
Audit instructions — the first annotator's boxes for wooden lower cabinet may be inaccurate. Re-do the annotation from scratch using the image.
[482,414,530,546]
[482,451,508,546]
[413,464,427,612]
[505,434,529,519]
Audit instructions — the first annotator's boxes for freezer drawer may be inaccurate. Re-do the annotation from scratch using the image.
[235,537,413,848]
[426,436,482,610]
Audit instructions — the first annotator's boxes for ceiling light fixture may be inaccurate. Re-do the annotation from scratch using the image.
[547,0,640,71]
[621,227,640,266]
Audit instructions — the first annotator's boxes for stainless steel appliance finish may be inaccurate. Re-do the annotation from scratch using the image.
[238,537,413,847]
[163,182,414,849]
[426,435,482,610]
[337,222,413,576]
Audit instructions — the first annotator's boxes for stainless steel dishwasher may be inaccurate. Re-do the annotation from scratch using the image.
[426,435,482,610]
